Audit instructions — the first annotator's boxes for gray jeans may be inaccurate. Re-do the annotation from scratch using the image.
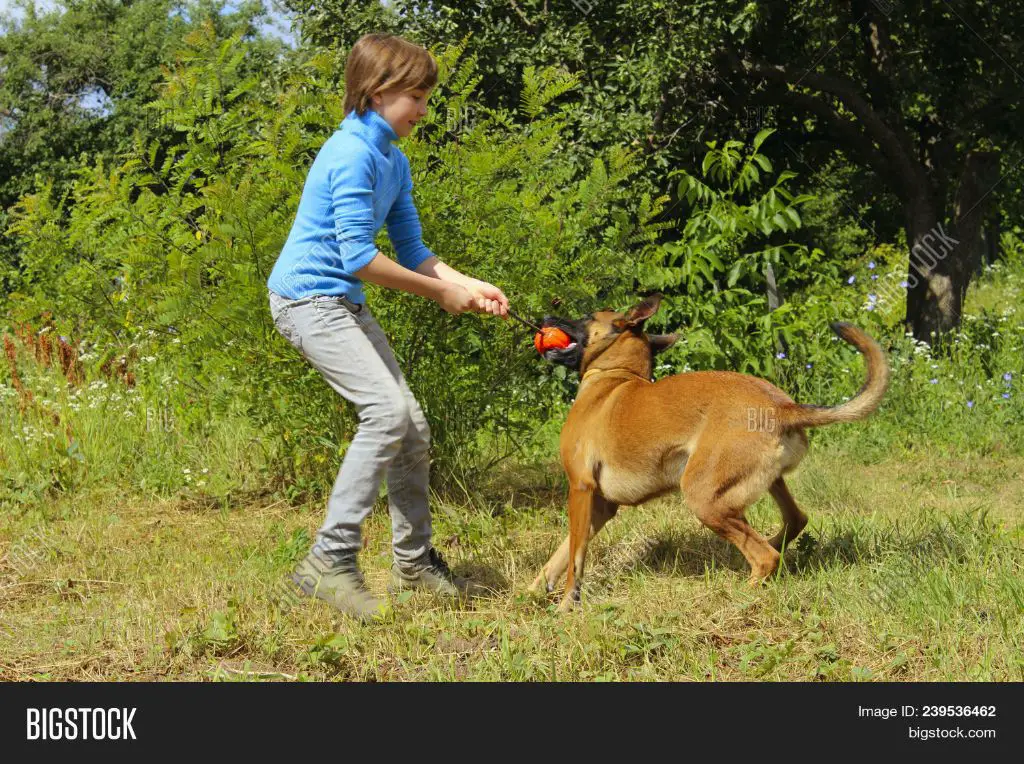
[267,290,432,565]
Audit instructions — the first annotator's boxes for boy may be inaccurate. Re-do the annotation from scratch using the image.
[267,33,509,621]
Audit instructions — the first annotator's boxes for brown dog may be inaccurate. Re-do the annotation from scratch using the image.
[528,293,889,612]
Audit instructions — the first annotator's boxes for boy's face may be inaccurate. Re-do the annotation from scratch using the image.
[371,86,431,139]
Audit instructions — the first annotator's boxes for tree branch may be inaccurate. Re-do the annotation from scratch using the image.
[508,0,535,31]
[724,51,925,200]
[748,86,893,184]
[852,0,898,116]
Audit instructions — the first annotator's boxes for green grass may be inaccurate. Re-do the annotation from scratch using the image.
[2,255,1023,681]
[1,448,1021,681]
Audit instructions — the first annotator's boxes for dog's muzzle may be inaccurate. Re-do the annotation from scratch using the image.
[541,315,585,367]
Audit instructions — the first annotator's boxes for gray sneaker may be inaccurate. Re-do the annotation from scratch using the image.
[290,550,387,622]
[389,547,472,600]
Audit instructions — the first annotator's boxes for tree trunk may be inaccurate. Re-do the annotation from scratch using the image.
[981,217,1001,269]
[903,151,1000,342]
[950,151,1001,309]
[764,262,789,358]
[903,195,953,341]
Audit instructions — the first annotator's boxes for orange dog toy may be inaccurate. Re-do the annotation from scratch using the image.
[534,326,572,354]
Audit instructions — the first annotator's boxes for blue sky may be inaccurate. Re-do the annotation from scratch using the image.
[0,0,298,120]
[0,0,59,18]
[0,0,298,47]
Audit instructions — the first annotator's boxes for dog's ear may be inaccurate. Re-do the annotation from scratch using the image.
[648,333,678,354]
[613,293,663,330]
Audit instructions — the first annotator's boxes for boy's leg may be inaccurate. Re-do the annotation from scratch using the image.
[271,294,411,562]
[354,308,433,565]
[353,309,471,599]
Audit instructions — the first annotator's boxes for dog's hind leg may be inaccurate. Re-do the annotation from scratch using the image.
[693,502,780,585]
[529,495,616,597]
[682,453,780,585]
[767,477,807,552]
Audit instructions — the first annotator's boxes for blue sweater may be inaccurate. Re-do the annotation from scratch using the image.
[266,108,436,304]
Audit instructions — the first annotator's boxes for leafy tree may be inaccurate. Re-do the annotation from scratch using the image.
[639,129,832,376]
[0,0,290,297]
[703,0,1024,340]
[285,1,1024,344]
[5,28,668,491]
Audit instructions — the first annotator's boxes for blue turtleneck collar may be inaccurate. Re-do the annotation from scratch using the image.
[341,108,399,155]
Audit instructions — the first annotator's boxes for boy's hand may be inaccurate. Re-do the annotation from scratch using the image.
[435,283,478,314]
[464,279,510,318]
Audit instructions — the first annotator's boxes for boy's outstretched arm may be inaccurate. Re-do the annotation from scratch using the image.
[383,153,508,318]
[353,252,476,314]
[415,256,509,318]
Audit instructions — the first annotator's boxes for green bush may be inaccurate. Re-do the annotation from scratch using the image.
[3,29,669,496]
[3,25,1021,513]
[638,129,834,377]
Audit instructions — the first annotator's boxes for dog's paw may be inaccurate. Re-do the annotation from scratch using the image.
[555,598,576,614]
[526,573,551,596]
[555,587,582,613]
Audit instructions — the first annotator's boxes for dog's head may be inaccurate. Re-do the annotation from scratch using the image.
[540,293,678,376]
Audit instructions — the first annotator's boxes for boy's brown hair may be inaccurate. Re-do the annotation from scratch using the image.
[343,34,438,116]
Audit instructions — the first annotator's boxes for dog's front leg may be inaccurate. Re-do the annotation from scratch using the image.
[528,534,571,595]
[558,485,598,613]
[530,492,617,602]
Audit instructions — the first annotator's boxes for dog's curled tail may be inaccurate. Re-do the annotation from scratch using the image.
[780,322,890,429]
